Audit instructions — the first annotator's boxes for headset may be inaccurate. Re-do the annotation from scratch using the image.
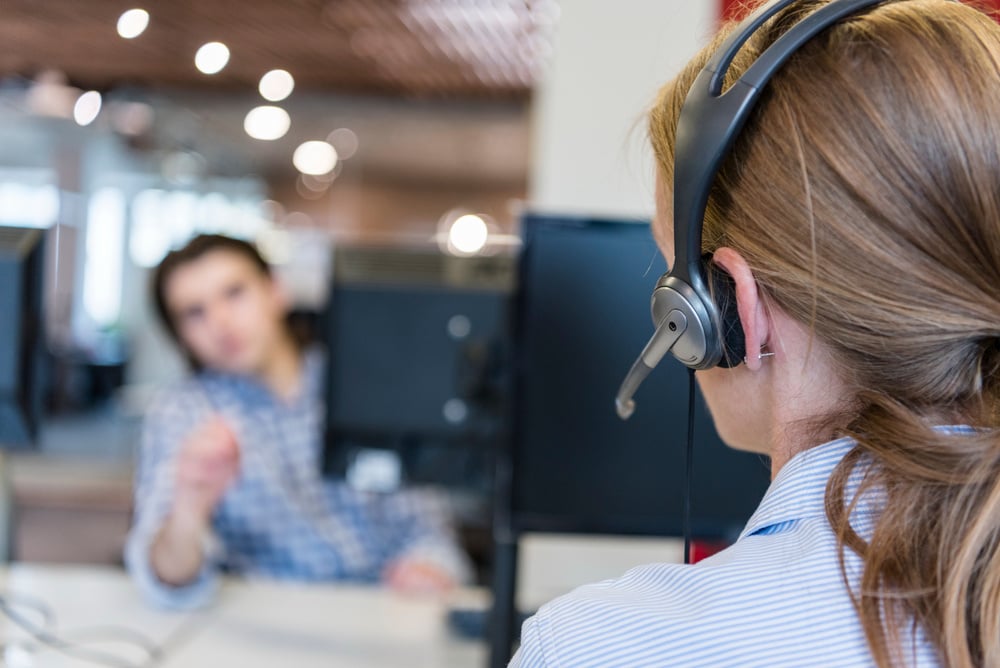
[615,0,888,421]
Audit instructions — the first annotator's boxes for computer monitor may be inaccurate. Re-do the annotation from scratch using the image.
[509,214,770,540]
[321,247,512,489]
[0,226,46,448]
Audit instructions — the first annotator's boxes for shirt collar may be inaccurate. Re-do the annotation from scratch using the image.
[198,345,324,409]
[738,425,977,541]
[738,435,861,540]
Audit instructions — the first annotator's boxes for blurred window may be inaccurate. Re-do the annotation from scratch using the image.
[84,187,126,326]
[129,188,170,268]
[0,169,59,228]
[129,188,267,268]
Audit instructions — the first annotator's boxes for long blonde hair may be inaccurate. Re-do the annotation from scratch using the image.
[649,1,1000,665]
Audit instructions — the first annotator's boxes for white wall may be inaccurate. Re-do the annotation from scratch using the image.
[529,1,717,219]
[521,1,720,602]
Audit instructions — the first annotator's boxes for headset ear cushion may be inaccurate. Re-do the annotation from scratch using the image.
[707,262,746,368]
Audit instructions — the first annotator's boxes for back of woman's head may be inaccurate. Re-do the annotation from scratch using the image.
[649,1,1000,665]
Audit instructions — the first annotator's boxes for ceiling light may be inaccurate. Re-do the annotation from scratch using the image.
[259,69,295,102]
[326,128,359,160]
[300,173,332,192]
[293,141,338,175]
[73,91,102,126]
[448,214,489,255]
[195,42,230,75]
[243,106,291,140]
[26,70,76,118]
[110,101,154,136]
[117,9,149,39]
[295,176,326,200]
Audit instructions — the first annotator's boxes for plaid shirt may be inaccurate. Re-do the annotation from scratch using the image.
[125,349,471,609]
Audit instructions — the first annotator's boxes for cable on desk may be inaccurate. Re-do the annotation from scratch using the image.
[0,592,54,628]
[0,593,164,668]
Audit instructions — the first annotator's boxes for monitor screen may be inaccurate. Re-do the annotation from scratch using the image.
[510,215,770,540]
[0,226,46,449]
[322,280,509,488]
[326,284,507,434]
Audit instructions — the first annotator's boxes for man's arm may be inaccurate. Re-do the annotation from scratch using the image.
[125,393,235,609]
[379,487,474,590]
[147,417,239,586]
[149,496,214,586]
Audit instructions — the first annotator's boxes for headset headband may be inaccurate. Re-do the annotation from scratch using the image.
[673,0,885,284]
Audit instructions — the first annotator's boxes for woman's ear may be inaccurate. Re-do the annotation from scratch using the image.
[711,247,769,371]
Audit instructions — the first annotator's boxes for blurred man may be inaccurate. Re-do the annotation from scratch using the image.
[125,234,470,608]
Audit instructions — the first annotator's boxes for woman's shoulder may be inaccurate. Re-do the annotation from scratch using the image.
[519,536,870,667]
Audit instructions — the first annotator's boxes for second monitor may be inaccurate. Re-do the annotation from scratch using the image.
[322,246,513,489]
[509,214,771,540]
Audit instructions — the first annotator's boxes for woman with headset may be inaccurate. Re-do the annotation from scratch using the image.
[512,0,1000,666]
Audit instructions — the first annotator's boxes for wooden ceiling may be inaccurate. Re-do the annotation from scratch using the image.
[0,0,557,98]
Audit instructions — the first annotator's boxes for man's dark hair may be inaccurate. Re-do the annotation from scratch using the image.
[152,234,272,368]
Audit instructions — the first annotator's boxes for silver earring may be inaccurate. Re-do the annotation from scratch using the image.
[743,351,775,365]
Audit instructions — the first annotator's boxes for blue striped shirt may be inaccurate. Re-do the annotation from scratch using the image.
[510,436,941,667]
[125,349,471,609]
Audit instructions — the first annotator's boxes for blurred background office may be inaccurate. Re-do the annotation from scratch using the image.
[0,0,556,568]
[0,0,744,655]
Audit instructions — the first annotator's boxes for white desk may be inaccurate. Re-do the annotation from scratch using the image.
[0,564,489,668]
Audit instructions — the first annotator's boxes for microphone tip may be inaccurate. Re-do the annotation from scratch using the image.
[615,398,635,420]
